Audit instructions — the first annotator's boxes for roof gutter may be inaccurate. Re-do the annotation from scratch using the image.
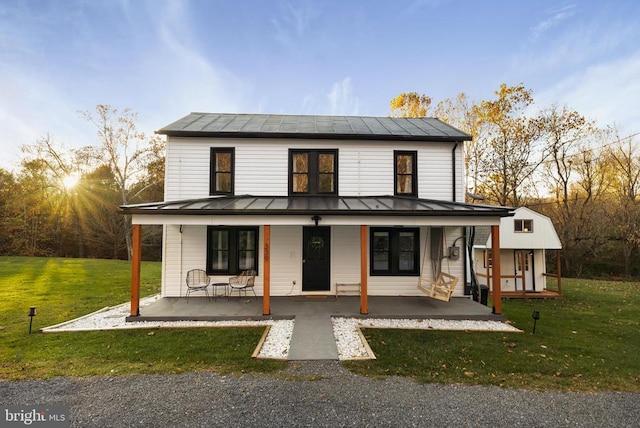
[157,130,472,144]
[452,142,460,202]
[120,207,514,217]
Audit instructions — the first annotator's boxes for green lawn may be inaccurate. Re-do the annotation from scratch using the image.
[346,278,640,392]
[1,257,638,391]
[0,257,285,380]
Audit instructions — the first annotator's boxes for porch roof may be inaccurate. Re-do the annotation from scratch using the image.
[120,195,514,217]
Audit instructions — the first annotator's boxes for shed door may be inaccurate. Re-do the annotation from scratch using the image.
[516,250,535,291]
[302,226,331,292]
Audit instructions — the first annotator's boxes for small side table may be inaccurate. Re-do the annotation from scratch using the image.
[210,283,228,300]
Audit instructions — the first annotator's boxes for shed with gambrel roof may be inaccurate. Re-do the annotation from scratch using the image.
[472,207,562,298]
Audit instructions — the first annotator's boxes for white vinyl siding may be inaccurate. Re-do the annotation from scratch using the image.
[419,144,453,201]
[331,226,362,291]
[269,226,302,295]
[162,225,207,297]
[165,137,459,200]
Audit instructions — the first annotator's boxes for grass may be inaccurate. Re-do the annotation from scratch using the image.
[0,257,285,380]
[345,278,640,392]
[2,257,639,391]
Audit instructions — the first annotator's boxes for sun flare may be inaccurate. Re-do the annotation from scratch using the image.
[62,173,79,190]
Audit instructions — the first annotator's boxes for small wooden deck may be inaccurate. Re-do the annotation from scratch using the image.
[481,266,563,300]
[490,290,562,299]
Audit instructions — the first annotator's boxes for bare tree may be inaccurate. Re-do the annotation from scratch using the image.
[433,93,485,199]
[81,105,164,259]
[604,131,640,274]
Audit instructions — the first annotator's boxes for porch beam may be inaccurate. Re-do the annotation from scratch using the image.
[360,225,368,314]
[130,224,142,317]
[491,225,502,315]
[263,225,271,316]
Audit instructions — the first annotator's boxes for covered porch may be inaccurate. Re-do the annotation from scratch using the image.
[121,195,515,319]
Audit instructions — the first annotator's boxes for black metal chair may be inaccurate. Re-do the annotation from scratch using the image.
[228,269,257,298]
[185,269,210,302]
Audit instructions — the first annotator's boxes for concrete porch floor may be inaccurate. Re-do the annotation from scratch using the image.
[130,295,502,322]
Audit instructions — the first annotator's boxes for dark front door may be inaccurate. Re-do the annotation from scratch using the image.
[302,226,331,292]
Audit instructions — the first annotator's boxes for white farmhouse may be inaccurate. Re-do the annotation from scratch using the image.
[121,113,515,316]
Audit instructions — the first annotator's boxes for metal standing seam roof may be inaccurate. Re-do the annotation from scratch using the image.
[120,195,514,217]
[156,113,472,142]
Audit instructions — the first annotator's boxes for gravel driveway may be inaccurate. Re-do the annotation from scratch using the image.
[2,362,638,427]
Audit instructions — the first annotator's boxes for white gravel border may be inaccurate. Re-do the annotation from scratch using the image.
[42,296,521,361]
[41,296,294,359]
[332,317,522,360]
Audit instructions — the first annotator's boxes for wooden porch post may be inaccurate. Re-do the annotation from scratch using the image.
[262,225,271,316]
[360,225,368,315]
[520,250,526,296]
[491,225,502,315]
[556,250,562,295]
[130,224,142,317]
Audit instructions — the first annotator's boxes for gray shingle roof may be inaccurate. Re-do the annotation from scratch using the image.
[157,113,472,142]
[472,226,492,246]
[121,195,513,217]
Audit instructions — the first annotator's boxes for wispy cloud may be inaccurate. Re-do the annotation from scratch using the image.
[296,78,360,116]
[0,0,255,169]
[530,4,577,41]
[327,77,360,116]
[271,0,317,46]
[511,7,638,80]
[535,54,640,134]
[122,1,254,128]
[0,2,96,168]
[397,0,449,18]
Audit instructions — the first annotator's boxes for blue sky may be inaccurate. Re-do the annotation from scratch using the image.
[1,0,639,169]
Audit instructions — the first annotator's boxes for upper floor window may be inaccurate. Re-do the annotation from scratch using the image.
[394,151,417,197]
[210,148,234,195]
[514,219,533,233]
[289,149,338,196]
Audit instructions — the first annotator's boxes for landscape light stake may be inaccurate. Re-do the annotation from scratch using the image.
[28,306,37,334]
[532,310,540,334]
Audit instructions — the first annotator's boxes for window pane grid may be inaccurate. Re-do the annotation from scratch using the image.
[292,153,309,193]
[238,230,257,270]
[514,219,533,233]
[210,230,229,271]
[207,227,258,275]
[370,228,419,275]
[289,150,337,195]
[373,231,390,271]
[210,149,234,194]
[395,151,417,196]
